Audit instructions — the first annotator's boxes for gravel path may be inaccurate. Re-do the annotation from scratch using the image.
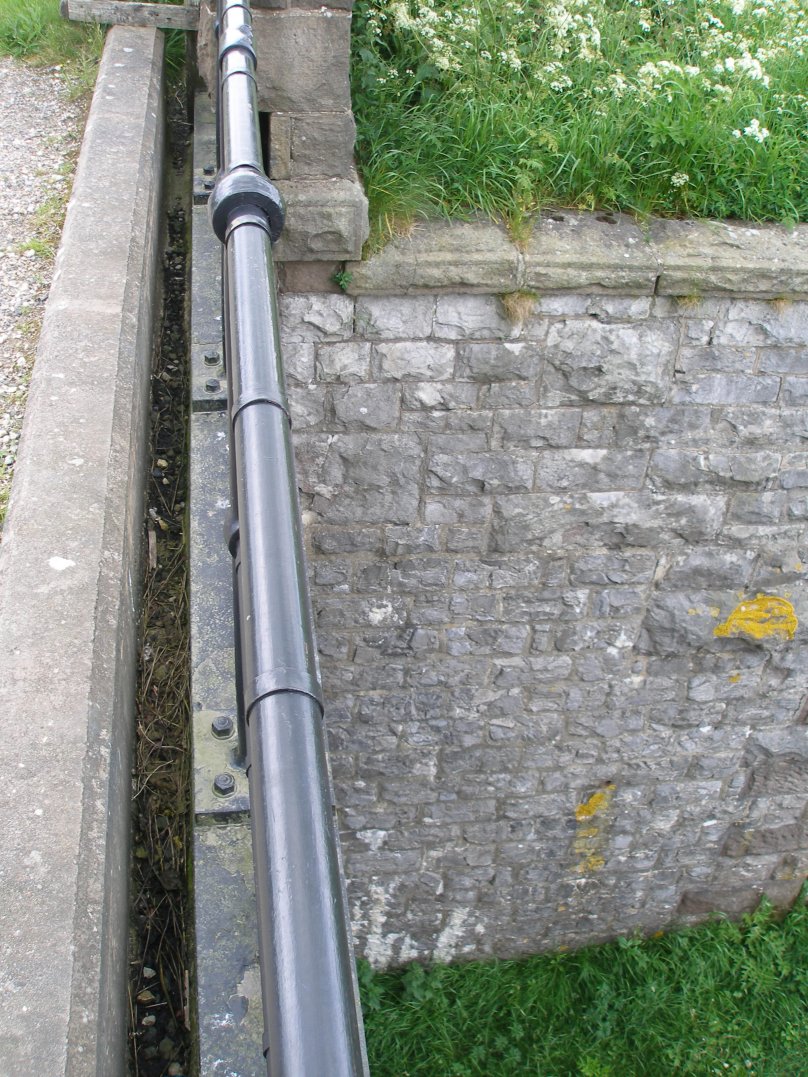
[0,59,85,520]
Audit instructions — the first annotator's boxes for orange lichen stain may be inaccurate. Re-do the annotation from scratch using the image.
[714,594,798,643]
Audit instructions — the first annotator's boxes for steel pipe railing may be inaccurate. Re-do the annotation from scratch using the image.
[209,2,369,1072]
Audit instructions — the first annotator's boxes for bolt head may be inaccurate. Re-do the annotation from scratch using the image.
[203,164,215,176]
[211,714,234,738]
[204,377,221,393]
[203,350,220,366]
[213,772,236,796]
[203,178,214,191]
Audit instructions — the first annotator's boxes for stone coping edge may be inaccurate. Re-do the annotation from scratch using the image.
[0,27,164,1077]
[346,213,808,299]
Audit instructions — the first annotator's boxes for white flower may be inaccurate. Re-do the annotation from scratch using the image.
[670,172,689,187]
[743,117,770,141]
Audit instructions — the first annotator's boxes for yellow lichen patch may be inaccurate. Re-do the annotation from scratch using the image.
[714,594,798,643]
[572,783,615,874]
[575,786,615,821]
[577,854,605,873]
[728,673,741,684]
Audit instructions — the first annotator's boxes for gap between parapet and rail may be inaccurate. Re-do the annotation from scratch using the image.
[0,26,164,1077]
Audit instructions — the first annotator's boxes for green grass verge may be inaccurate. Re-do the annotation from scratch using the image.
[351,0,808,237]
[0,0,104,78]
[359,891,808,1076]
[0,0,185,87]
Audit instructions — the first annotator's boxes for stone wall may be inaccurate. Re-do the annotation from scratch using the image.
[278,215,808,967]
[197,0,368,262]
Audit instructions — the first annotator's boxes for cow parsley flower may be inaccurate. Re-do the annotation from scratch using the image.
[743,117,770,141]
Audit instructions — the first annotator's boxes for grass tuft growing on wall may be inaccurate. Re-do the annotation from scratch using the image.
[351,0,808,237]
[359,891,808,1076]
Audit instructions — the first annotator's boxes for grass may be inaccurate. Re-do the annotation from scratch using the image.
[0,0,186,88]
[0,0,105,91]
[351,0,808,239]
[358,890,808,1076]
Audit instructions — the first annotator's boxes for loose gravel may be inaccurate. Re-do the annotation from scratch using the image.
[0,59,85,522]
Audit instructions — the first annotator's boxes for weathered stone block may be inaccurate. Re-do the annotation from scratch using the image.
[727,492,786,524]
[523,211,659,293]
[427,452,534,494]
[401,381,478,411]
[356,296,435,339]
[332,383,401,430]
[445,624,529,657]
[713,300,808,346]
[722,823,805,857]
[649,449,780,489]
[638,592,727,655]
[456,341,541,381]
[611,406,713,447]
[434,295,514,340]
[288,111,357,179]
[669,373,780,405]
[253,11,352,113]
[287,384,327,428]
[315,341,371,382]
[273,176,369,261]
[297,432,423,523]
[569,552,658,586]
[268,112,292,180]
[535,449,649,492]
[659,548,757,590]
[650,220,808,298]
[541,320,677,405]
[780,452,808,489]
[280,292,354,341]
[479,381,537,408]
[501,590,588,622]
[495,408,581,448]
[346,219,520,294]
[375,341,455,381]
[675,345,757,374]
[781,377,808,405]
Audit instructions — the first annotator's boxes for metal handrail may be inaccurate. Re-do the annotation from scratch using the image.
[209,2,369,1071]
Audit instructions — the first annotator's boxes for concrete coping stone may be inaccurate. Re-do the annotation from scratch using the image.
[346,212,808,299]
[0,26,164,1076]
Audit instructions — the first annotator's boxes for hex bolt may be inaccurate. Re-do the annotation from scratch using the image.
[211,714,234,738]
[203,350,220,366]
[203,178,215,191]
[213,772,236,796]
[203,164,215,175]
[204,377,221,393]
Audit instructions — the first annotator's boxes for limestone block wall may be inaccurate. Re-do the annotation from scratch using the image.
[277,215,808,968]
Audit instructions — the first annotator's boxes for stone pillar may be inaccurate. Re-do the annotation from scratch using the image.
[198,0,369,275]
